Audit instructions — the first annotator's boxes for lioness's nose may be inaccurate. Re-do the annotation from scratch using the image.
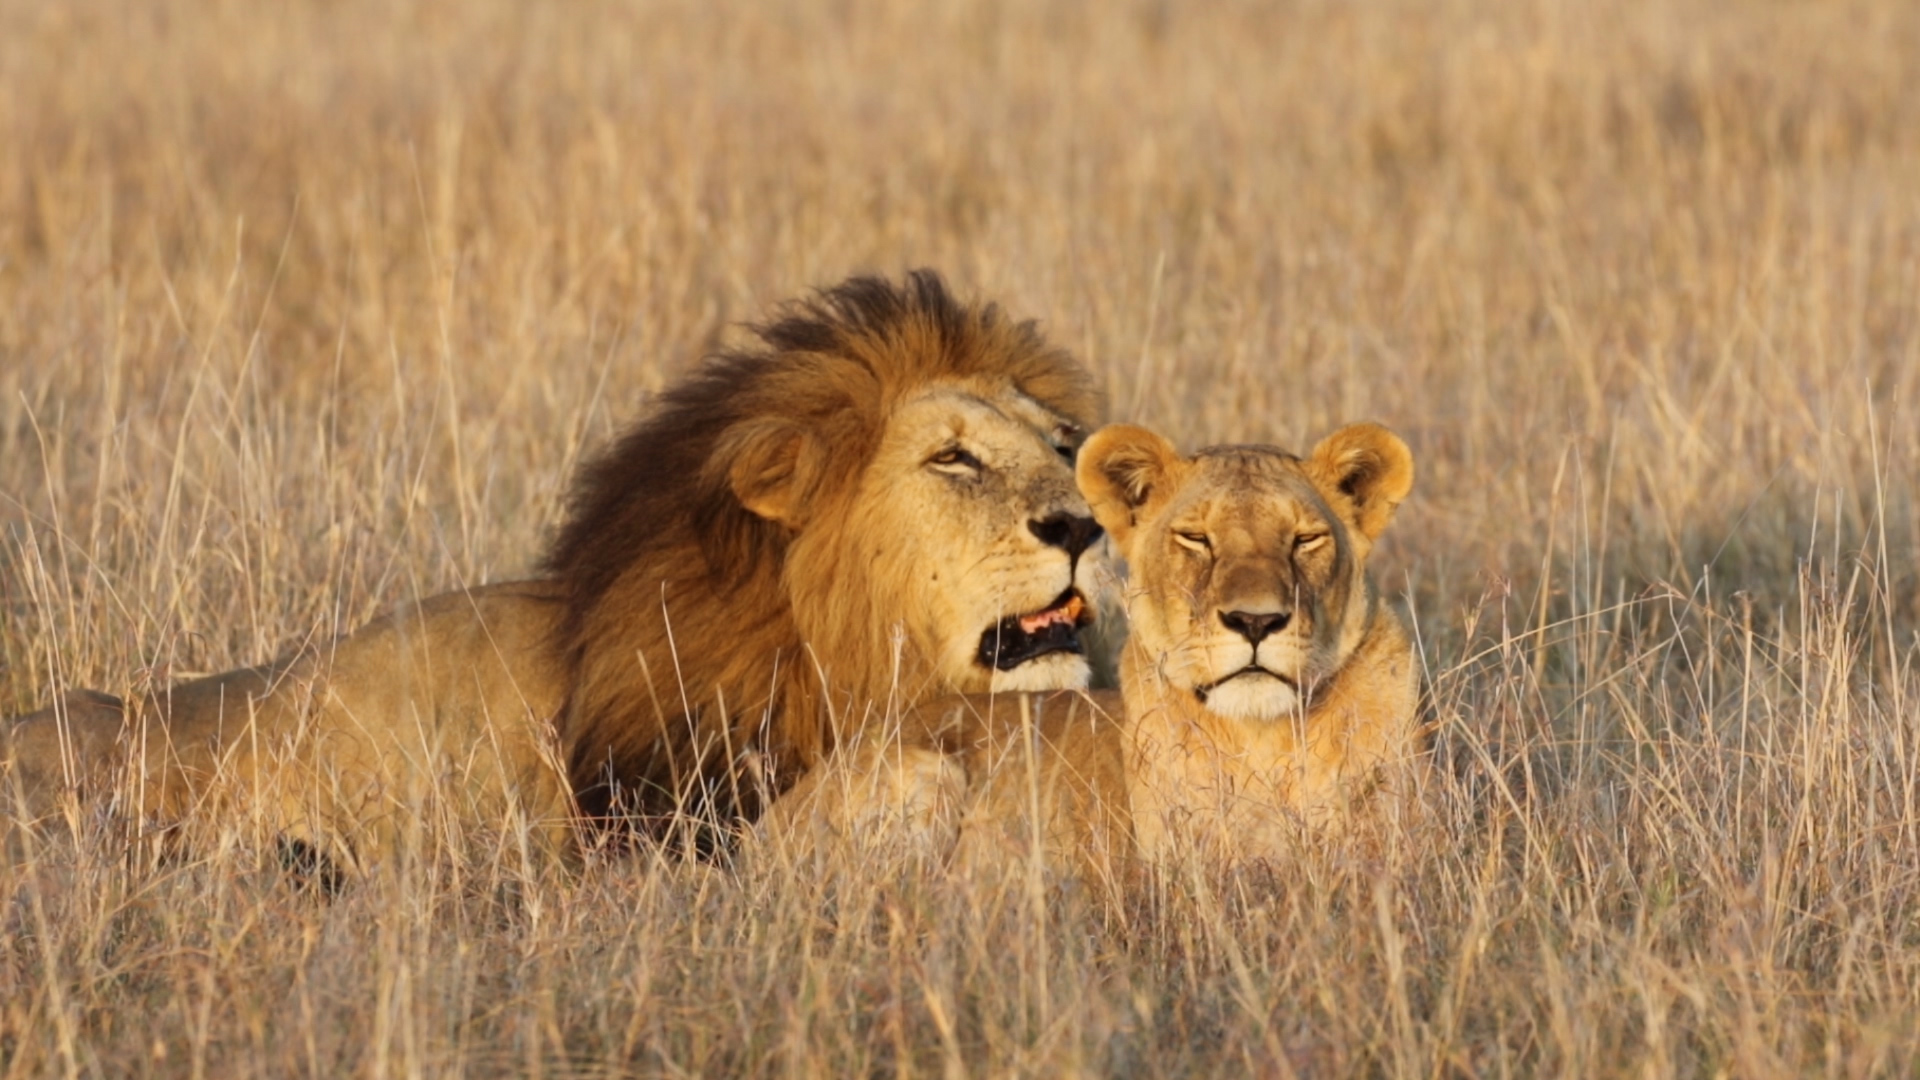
[1220,609,1290,644]
[1029,512,1103,558]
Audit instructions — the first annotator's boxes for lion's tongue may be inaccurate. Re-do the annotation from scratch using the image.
[1018,594,1085,635]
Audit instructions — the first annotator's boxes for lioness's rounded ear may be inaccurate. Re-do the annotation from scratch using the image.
[1076,423,1183,547]
[1306,422,1414,540]
[721,419,820,529]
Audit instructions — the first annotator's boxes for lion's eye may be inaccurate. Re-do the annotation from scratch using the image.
[1174,531,1211,553]
[1055,443,1077,463]
[928,447,983,472]
[1294,532,1330,553]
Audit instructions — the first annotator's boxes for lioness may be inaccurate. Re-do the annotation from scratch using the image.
[770,420,1419,875]
[2,271,1107,866]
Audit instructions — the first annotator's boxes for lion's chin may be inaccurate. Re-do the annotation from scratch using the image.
[988,653,1092,694]
[1196,673,1301,722]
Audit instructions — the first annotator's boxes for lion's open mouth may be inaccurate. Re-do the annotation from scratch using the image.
[977,590,1091,671]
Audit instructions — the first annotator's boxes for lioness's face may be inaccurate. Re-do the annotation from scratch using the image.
[1078,423,1413,722]
[854,381,1104,693]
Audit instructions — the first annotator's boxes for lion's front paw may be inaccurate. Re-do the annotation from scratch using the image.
[758,743,968,867]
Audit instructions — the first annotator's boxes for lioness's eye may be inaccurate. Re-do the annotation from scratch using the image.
[1174,531,1211,552]
[928,447,983,472]
[1295,532,1329,552]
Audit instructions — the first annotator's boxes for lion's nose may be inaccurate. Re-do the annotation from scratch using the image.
[1028,512,1103,558]
[1220,609,1291,644]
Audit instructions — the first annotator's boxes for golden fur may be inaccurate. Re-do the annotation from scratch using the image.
[2,271,1107,864]
[768,421,1419,875]
[3,584,576,869]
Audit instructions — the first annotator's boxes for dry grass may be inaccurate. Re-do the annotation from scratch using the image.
[5,0,1920,1074]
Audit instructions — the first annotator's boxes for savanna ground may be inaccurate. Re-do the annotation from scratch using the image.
[3,0,1920,1075]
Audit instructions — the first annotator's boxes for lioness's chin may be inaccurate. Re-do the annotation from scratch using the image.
[989,653,1092,694]
[1197,676,1301,722]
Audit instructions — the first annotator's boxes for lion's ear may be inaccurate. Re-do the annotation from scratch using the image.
[1306,422,1413,540]
[723,420,821,529]
[1076,423,1183,548]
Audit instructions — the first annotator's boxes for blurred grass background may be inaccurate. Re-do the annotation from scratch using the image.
[4,0,1920,1074]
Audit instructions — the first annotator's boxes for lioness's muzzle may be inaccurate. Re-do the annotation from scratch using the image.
[1193,666,1298,703]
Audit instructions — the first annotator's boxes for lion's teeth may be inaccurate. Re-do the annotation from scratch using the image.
[1016,594,1084,635]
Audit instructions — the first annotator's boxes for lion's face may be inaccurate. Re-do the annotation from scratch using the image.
[1078,423,1413,722]
[835,380,1103,694]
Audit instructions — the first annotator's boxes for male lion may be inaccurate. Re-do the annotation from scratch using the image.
[771,420,1419,877]
[2,271,1106,865]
